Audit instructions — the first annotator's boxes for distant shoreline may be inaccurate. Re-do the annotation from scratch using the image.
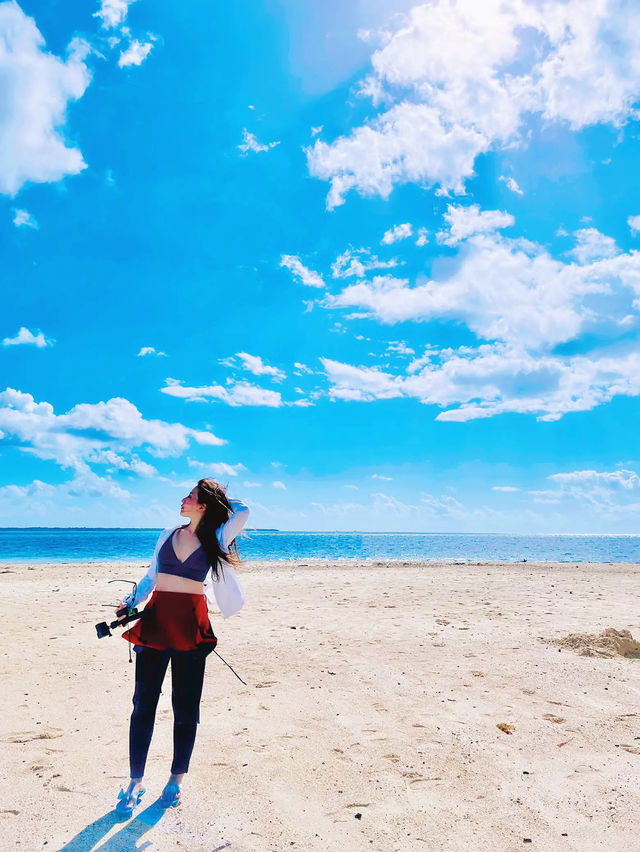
[0,527,638,536]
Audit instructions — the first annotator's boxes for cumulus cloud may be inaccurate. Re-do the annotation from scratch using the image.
[308,102,486,208]
[436,204,514,246]
[13,208,38,228]
[0,4,91,196]
[137,346,166,357]
[570,228,619,265]
[321,343,640,423]
[2,327,52,348]
[372,473,393,481]
[326,216,640,350]
[331,248,399,279]
[87,448,156,476]
[272,480,286,490]
[307,0,640,206]
[0,388,221,494]
[387,341,415,356]
[415,228,429,247]
[381,223,413,245]
[280,255,325,288]
[118,39,153,67]
[533,467,640,510]
[237,129,280,154]
[236,352,286,382]
[0,469,132,502]
[162,378,283,407]
[628,215,640,234]
[94,0,136,29]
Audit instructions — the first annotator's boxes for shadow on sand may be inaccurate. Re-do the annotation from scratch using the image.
[56,798,168,852]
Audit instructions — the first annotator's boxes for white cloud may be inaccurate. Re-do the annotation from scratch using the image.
[187,460,246,478]
[272,480,287,490]
[331,248,399,279]
[88,448,156,477]
[0,4,91,196]
[570,228,619,265]
[307,0,640,206]
[293,362,314,375]
[94,0,136,29]
[280,255,325,288]
[288,398,314,407]
[492,485,520,492]
[415,227,429,247]
[372,473,393,481]
[237,129,280,154]
[419,492,466,517]
[243,480,262,488]
[549,469,639,491]
[307,101,487,208]
[2,327,52,348]
[311,125,323,136]
[387,341,414,356]
[436,204,514,246]
[118,39,153,68]
[236,352,286,382]
[0,469,132,502]
[381,222,413,245]
[540,467,640,510]
[0,388,222,491]
[137,346,166,357]
[500,176,523,196]
[326,217,640,350]
[628,215,640,235]
[321,343,640,423]
[162,378,283,407]
[13,208,38,228]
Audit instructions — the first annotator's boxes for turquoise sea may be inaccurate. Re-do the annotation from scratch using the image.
[0,528,638,563]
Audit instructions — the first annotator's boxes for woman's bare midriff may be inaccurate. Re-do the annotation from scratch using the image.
[156,572,205,595]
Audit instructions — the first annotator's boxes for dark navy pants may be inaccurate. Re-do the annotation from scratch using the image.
[129,647,210,778]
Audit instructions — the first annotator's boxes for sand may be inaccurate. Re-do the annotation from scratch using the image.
[1,558,639,851]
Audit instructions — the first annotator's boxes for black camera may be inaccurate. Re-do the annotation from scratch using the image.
[95,605,147,639]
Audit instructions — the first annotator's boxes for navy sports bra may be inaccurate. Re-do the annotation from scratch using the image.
[157,529,211,582]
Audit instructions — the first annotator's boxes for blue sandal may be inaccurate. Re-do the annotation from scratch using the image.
[160,782,181,808]
[115,786,146,816]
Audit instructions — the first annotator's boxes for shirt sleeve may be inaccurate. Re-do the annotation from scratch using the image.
[215,498,251,553]
[123,529,168,609]
[205,498,250,616]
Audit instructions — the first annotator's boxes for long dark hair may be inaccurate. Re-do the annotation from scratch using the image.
[194,478,241,580]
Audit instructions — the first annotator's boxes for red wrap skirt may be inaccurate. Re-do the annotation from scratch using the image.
[122,590,218,652]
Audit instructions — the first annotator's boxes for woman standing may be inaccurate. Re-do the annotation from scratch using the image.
[114,478,250,815]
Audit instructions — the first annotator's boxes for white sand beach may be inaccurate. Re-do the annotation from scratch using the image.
[1,559,639,851]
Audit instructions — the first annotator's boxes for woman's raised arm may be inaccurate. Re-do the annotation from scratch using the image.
[216,498,250,553]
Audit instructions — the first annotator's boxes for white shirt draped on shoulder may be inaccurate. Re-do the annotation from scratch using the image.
[123,499,250,619]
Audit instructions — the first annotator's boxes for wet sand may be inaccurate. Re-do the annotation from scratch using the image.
[1,559,639,851]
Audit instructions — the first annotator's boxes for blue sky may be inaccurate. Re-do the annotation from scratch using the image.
[2,0,640,532]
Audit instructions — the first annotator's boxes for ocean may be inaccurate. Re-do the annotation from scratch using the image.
[0,528,638,563]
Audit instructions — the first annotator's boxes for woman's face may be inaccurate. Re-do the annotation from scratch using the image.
[180,486,204,516]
